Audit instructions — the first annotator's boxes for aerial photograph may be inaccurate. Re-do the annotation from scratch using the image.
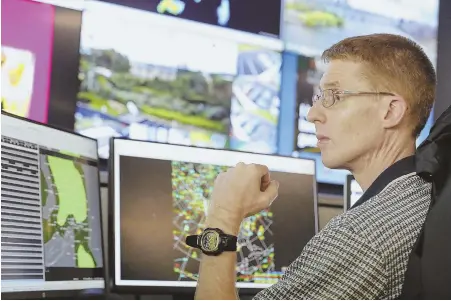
[283,0,438,64]
[75,1,235,157]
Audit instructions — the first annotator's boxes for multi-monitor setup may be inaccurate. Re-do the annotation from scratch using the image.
[2,0,440,186]
[1,111,319,298]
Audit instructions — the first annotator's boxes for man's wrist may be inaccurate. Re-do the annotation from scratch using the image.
[206,207,241,236]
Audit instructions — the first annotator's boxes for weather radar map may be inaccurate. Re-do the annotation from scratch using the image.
[40,153,103,269]
[172,161,279,284]
[157,0,230,26]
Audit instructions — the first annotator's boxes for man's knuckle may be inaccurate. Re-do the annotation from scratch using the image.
[250,164,259,173]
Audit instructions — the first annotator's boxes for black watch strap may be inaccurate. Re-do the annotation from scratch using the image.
[222,235,237,251]
[186,234,199,248]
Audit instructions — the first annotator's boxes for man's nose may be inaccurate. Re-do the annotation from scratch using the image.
[306,103,326,124]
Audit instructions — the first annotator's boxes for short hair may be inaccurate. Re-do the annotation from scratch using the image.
[322,33,436,137]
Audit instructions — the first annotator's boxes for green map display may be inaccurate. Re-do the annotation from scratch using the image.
[40,153,103,269]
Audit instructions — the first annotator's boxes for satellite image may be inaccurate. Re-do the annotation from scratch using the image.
[40,153,103,269]
[171,161,279,283]
[75,4,234,158]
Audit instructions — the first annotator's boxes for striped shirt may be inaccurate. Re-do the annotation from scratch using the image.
[254,156,431,299]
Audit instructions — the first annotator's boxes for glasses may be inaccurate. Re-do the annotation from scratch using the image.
[312,89,395,108]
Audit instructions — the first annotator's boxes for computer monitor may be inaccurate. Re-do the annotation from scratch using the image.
[344,175,363,212]
[281,0,439,68]
[109,138,318,294]
[1,112,105,299]
[98,0,282,39]
[75,0,284,160]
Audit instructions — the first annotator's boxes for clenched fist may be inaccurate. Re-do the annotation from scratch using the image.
[206,162,279,235]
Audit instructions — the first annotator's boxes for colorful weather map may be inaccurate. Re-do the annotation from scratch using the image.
[236,209,277,283]
[40,153,103,269]
[171,161,278,283]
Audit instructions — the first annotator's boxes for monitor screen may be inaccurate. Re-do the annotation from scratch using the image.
[75,0,283,159]
[2,0,83,129]
[1,113,104,298]
[110,139,317,292]
[98,0,282,39]
[281,0,439,67]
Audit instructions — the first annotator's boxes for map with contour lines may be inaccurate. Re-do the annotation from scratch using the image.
[172,161,279,284]
[40,152,103,269]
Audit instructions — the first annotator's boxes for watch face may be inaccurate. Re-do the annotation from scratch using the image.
[201,229,220,252]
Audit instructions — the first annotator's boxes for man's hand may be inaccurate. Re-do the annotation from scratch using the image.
[196,163,279,300]
[207,162,279,235]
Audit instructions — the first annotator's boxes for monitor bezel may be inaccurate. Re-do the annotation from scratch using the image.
[0,111,107,300]
[108,136,318,295]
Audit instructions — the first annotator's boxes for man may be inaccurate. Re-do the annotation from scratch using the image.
[194,34,436,299]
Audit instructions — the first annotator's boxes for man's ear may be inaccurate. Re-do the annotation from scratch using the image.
[380,95,408,129]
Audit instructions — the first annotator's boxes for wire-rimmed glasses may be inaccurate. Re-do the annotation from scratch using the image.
[312,89,395,108]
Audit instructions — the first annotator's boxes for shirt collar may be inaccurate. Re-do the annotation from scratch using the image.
[351,155,416,209]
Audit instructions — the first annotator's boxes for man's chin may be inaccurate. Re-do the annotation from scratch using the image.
[321,155,345,170]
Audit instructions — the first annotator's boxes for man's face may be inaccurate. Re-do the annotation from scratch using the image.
[307,60,385,170]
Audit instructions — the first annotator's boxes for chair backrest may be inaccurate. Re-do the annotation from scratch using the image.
[400,105,451,299]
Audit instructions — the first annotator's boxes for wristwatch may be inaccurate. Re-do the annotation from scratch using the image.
[185,228,237,256]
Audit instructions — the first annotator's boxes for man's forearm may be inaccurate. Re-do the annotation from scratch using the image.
[196,250,238,299]
[195,211,241,300]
